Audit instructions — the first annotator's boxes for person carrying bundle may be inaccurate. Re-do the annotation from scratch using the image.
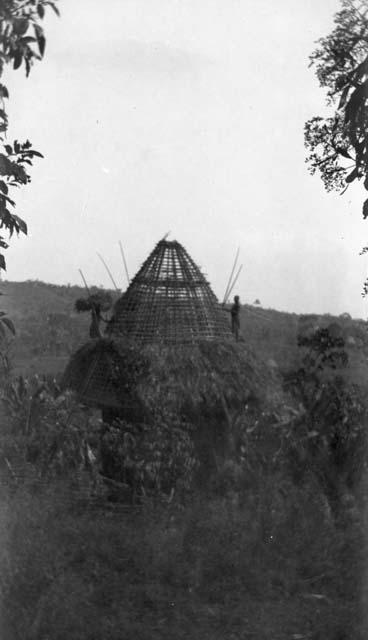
[75,292,113,339]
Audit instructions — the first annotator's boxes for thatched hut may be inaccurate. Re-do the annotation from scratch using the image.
[62,239,282,484]
[107,238,231,344]
[62,238,233,410]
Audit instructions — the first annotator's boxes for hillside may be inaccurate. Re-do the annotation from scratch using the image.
[1,280,368,386]
[0,280,117,375]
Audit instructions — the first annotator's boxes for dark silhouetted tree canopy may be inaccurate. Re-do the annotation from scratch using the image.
[0,0,59,271]
[305,1,368,198]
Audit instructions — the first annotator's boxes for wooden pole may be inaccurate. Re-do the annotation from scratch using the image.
[119,241,130,285]
[97,253,119,292]
[225,264,243,304]
[78,269,91,296]
[223,247,240,304]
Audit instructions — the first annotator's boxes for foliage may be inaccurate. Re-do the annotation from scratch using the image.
[0,374,101,479]
[63,338,288,491]
[302,0,368,293]
[283,324,368,515]
[0,322,366,636]
[0,0,59,271]
[297,323,348,370]
[100,417,197,501]
[305,0,368,199]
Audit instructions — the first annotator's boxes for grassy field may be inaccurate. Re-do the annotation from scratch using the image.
[0,471,363,640]
[0,280,368,638]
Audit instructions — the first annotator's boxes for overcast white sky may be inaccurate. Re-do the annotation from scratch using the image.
[4,0,368,317]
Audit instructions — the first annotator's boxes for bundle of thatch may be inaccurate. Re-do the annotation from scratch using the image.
[75,292,113,314]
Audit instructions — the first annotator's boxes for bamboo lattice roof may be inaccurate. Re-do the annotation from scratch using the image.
[107,239,231,345]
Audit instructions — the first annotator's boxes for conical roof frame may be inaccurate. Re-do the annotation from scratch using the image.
[107,239,231,345]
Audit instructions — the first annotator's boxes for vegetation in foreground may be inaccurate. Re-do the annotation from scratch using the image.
[0,320,368,639]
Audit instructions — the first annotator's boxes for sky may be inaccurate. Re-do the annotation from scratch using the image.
[3,0,368,317]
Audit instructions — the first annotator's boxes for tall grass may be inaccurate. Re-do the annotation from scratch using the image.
[0,462,364,639]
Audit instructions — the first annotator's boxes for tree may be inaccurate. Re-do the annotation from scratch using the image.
[305,1,368,204]
[0,0,59,272]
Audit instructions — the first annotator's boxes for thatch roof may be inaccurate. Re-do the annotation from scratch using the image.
[61,338,148,409]
[62,336,284,416]
[106,239,231,345]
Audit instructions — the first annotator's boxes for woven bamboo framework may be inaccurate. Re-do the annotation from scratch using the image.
[107,239,231,345]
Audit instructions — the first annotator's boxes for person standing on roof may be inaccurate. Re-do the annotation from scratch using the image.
[223,295,241,341]
[230,295,241,341]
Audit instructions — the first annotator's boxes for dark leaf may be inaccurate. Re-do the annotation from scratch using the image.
[363,199,368,220]
[12,215,27,235]
[0,84,9,99]
[0,253,5,271]
[0,154,12,175]
[49,3,60,17]
[34,24,44,39]
[13,51,23,71]
[13,19,29,36]
[30,150,44,158]
[21,37,37,45]
[0,181,8,195]
[25,58,31,77]
[37,3,45,18]
[37,34,46,57]
[10,163,28,184]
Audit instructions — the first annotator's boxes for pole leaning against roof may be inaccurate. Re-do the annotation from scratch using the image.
[119,241,130,286]
[223,247,240,304]
[97,253,119,292]
[225,264,243,304]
